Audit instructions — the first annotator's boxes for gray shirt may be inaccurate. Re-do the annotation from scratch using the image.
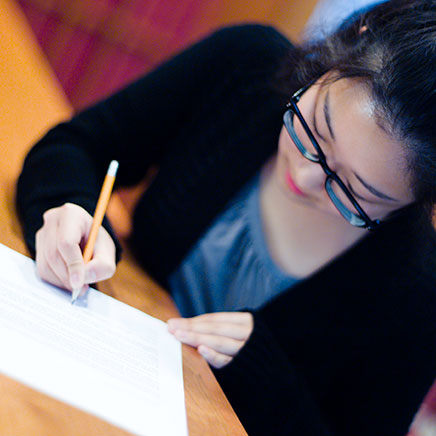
[168,174,299,317]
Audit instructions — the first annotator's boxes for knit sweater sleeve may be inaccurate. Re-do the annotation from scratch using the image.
[214,270,436,436]
[15,24,291,256]
[214,314,334,436]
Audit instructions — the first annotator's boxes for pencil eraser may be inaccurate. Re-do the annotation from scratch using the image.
[108,160,119,177]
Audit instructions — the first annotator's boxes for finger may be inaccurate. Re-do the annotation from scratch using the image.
[186,312,254,325]
[83,228,116,284]
[36,256,65,289]
[198,345,233,369]
[169,312,253,329]
[36,224,71,289]
[168,319,250,341]
[168,313,253,339]
[173,330,244,356]
[56,204,91,289]
[84,258,115,284]
[36,239,70,290]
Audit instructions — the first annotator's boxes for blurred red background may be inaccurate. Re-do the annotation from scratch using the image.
[17,0,317,109]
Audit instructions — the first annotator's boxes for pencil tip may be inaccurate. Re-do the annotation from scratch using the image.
[71,288,81,304]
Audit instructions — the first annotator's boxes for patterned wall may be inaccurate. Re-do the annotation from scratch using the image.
[17,0,316,109]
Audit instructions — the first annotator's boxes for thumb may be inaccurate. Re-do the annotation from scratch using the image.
[84,267,97,285]
[67,260,85,290]
[84,258,115,285]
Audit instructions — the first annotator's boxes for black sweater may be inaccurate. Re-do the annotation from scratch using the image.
[16,25,436,436]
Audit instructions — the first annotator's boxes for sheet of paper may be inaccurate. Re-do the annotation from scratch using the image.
[0,243,187,436]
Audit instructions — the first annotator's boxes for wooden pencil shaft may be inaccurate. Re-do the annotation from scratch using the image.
[82,172,116,263]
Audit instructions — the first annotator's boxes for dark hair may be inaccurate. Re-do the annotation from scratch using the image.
[277,0,436,231]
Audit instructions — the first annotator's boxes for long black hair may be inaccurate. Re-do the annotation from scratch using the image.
[278,0,436,232]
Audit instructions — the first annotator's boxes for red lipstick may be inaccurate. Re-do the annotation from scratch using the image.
[285,171,306,196]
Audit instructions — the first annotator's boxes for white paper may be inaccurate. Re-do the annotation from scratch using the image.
[0,243,187,436]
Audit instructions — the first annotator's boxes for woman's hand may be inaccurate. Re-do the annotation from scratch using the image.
[167,312,254,368]
[35,203,116,293]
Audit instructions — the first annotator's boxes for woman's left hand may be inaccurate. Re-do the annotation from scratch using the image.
[167,312,254,368]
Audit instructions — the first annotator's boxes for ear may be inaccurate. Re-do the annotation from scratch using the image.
[359,25,368,35]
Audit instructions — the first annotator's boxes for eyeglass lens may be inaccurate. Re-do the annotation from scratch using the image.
[284,106,370,227]
[326,179,367,226]
[284,109,319,161]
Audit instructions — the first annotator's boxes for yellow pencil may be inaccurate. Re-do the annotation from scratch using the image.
[71,160,119,304]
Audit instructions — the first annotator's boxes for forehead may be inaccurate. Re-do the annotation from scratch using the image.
[319,78,414,203]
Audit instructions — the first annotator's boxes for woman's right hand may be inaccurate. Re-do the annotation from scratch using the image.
[35,203,117,293]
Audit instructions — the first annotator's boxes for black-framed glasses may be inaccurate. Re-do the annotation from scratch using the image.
[284,85,380,231]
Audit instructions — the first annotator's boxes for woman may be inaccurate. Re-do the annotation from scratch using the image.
[16,0,436,434]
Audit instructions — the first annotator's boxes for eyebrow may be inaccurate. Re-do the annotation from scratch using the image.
[312,93,327,142]
[317,86,399,203]
[324,90,336,141]
[353,172,399,202]
[324,88,399,203]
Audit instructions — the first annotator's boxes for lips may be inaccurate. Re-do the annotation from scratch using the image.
[285,170,306,196]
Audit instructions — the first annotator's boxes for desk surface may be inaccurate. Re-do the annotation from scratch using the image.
[0,1,246,432]
[0,186,247,436]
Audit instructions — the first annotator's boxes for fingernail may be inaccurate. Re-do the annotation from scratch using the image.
[198,346,208,357]
[70,273,81,289]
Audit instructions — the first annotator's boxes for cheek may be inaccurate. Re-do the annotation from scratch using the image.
[278,127,289,153]
[278,127,297,162]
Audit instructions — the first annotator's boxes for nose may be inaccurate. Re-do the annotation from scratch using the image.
[294,160,326,194]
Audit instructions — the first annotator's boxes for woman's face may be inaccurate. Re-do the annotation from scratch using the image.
[276,76,415,224]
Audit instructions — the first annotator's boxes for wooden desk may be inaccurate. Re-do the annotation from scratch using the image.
[0,105,247,434]
[0,142,247,434]
[0,236,247,436]
[0,1,246,434]
[0,161,247,435]
[0,220,247,436]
